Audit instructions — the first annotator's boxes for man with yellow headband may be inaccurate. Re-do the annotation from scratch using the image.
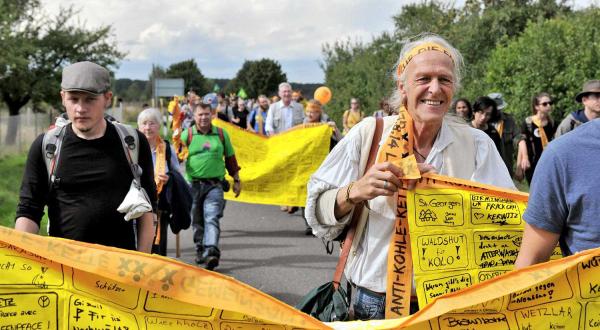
[305,34,514,320]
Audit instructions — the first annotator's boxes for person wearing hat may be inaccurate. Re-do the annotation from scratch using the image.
[15,61,157,252]
[515,100,600,268]
[554,80,600,138]
[488,92,520,177]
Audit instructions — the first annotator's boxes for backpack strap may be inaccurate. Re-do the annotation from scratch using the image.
[42,125,68,188]
[217,127,225,154]
[333,117,383,290]
[112,122,141,183]
[187,127,193,146]
[42,116,141,188]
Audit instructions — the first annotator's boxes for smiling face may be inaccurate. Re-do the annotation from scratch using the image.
[455,100,469,118]
[279,84,292,105]
[399,51,454,125]
[61,90,111,136]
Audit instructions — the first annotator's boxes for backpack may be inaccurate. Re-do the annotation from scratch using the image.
[186,125,225,148]
[186,126,231,192]
[42,114,141,189]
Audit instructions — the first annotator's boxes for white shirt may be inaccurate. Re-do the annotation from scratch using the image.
[265,101,298,134]
[305,116,515,293]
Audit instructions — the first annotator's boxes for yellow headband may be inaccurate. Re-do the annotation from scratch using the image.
[396,42,454,77]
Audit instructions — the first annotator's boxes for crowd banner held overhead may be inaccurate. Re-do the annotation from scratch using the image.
[213,119,331,207]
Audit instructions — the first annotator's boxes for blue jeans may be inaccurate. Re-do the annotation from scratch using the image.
[353,287,385,320]
[190,180,225,258]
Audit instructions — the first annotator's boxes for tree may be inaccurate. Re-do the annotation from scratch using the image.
[319,0,573,122]
[228,59,287,99]
[0,1,124,143]
[322,35,398,124]
[484,9,600,123]
[165,59,208,95]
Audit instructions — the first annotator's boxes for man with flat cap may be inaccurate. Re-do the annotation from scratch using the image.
[554,79,600,138]
[15,61,157,252]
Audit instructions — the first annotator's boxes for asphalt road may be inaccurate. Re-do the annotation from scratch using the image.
[167,201,338,307]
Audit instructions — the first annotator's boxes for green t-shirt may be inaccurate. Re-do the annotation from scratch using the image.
[184,125,235,180]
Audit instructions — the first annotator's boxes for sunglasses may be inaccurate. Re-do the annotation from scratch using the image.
[539,101,553,106]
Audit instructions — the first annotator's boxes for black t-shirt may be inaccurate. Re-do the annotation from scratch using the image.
[482,125,503,156]
[521,118,557,167]
[231,106,249,129]
[16,121,157,250]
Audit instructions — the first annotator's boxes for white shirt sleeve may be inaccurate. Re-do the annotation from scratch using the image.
[305,121,364,240]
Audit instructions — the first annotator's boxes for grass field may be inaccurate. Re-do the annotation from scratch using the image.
[0,152,47,234]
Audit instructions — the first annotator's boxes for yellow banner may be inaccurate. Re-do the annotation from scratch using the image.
[408,174,561,308]
[0,226,324,330]
[1,224,600,329]
[213,120,331,207]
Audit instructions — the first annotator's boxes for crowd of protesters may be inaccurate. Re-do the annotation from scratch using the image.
[12,34,600,322]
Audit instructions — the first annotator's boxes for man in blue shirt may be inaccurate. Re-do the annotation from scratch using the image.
[514,118,600,268]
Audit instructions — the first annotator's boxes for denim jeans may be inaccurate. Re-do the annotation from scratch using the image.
[353,287,385,320]
[190,180,225,258]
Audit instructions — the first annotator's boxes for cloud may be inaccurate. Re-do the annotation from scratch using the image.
[40,0,595,82]
[41,0,408,82]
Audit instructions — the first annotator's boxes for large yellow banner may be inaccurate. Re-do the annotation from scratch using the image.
[1,225,600,330]
[407,174,561,308]
[2,173,600,330]
[213,120,331,207]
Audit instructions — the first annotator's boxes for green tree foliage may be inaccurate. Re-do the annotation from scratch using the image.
[321,0,573,123]
[165,59,209,95]
[484,9,600,123]
[322,34,398,123]
[227,59,287,98]
[0,1,124,116]
[0,1,124,144]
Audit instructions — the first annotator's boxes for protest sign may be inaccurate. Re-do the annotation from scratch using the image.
[213,120,331,207]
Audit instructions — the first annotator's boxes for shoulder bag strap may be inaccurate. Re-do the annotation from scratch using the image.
[333,117,383,288]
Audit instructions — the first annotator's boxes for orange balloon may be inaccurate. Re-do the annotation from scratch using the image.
[314,86,332,105]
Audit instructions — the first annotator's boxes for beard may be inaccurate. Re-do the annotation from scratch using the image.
[260,104,269,111]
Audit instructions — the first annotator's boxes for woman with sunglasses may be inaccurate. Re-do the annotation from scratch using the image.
[516,92,558,184]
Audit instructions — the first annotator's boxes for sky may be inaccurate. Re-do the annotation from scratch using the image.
[42,0,592,84]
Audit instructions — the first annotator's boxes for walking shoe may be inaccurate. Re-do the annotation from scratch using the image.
[195,251,206,264]
[205,256,219,270]
[287,206,299,214]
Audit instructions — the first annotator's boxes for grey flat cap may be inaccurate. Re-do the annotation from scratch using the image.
[61,61,111,94]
